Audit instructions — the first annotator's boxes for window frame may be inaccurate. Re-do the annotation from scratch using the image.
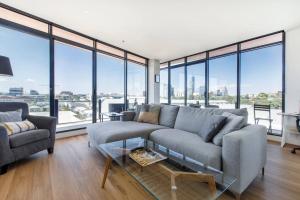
[0,4,149,132]
[161,31,285,135]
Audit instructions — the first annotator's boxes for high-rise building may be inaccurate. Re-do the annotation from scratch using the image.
[9,87,24,96]
[30,90,39,95]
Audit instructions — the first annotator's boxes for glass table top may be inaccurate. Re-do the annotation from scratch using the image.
[98,137,236,200]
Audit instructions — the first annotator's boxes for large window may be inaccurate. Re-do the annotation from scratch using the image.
[160,67,168,104]
[209,54,237,108]
[160,32,284,134]
[0,5,148,133]
[0,25,50,116]
[170,66,185,105]
[241,44,283,132]
[127,61,146,109]
[55,41,92,129]
[187,62,205,106]
[97,53,124,120]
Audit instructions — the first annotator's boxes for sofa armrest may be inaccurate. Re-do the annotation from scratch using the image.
[121,111,136,121]
[0,125,14,166]
[26,115,57,146]
[222,124,267,194]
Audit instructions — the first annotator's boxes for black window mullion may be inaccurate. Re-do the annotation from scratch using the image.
[92,41,97,123]
[168,62,171,105]
[184,58,187,106]
[236,44,241,109]
[124,52,128,110]
[145,59,149,104]
[205,52,209,107]
[49,24,55,117]
[282,32,286,113]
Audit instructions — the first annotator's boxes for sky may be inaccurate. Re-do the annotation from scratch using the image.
[165,44,282,95]
[0,25,282,97]
[0,26,145,96]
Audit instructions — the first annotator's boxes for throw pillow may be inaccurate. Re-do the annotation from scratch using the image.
[212,112,245,146]
[136,104,161,124]
[2,120,36,135]
[137,111,160,124]
[133,104,149,121]
[0,109,22,122]
[198,114,227,142]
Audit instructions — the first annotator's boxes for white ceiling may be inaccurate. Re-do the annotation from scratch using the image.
[2,0,300,62]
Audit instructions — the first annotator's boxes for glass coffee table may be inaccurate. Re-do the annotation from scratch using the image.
[98,138,236,200]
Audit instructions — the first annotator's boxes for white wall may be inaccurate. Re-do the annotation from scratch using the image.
[286,26,300,113]
[148,59,160,104]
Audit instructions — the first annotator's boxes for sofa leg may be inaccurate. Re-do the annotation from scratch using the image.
[47,147,54,154]
[0,165,8,175]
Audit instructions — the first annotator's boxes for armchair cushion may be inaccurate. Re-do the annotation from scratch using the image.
[9,129,50,148]
[2,120,36,135]
[0,109,22,122]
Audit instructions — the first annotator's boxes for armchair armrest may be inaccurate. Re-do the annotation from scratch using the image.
[26,115,57,146]
[121,111,136,121]
[0,125,14,167]
[222,124,267,194]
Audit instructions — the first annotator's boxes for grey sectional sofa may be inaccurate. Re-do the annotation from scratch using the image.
[87,104,267,198]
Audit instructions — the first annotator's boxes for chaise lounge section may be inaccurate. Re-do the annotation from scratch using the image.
[87,104,267,198]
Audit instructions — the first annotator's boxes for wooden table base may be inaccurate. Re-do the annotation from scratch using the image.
[101,156,112,188]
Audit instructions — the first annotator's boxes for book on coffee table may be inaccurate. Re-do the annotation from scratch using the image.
[129,148,167,167]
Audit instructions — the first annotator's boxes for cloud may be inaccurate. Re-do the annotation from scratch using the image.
[26,78,35,83]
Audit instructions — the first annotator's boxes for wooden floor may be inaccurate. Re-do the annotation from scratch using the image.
[0,136,300,200]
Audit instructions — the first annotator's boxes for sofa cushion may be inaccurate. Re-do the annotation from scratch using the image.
[159,105,179,128]
[213,112,245,146]
[137,112,160,124]
[0,109,22,122]
[137,104,161,124]
[205,108,248,126]
[149,129,222,169]
[198,115,227,142]
[9,129,50,148]
[174,107,214,134]
[87,121,168,145]
[133,105,144,121]
[2,120,36,135]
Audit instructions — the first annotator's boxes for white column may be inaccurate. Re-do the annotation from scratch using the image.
[148,59,160,104]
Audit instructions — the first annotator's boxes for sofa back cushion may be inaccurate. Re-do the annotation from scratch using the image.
[197,114,227,142]
[0,109,22,122]
[174,107,213,133]
[159,105,179,128]
[174,107,248,135]
[205,108,248,126]
[212,112,245,146]
[0,102,29,120]
[137,105,161,124]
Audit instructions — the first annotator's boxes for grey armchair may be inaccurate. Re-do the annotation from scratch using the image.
[0,102,56,174]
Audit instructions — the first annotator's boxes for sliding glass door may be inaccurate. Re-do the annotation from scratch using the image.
[170,66,185,105]
[127,61,146,109]
[241,44,283,132]
[187,62,205,106]
[0,25,50,116]
[208,54,237,108]
[55,41,93,129]
[97,53,125,120]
